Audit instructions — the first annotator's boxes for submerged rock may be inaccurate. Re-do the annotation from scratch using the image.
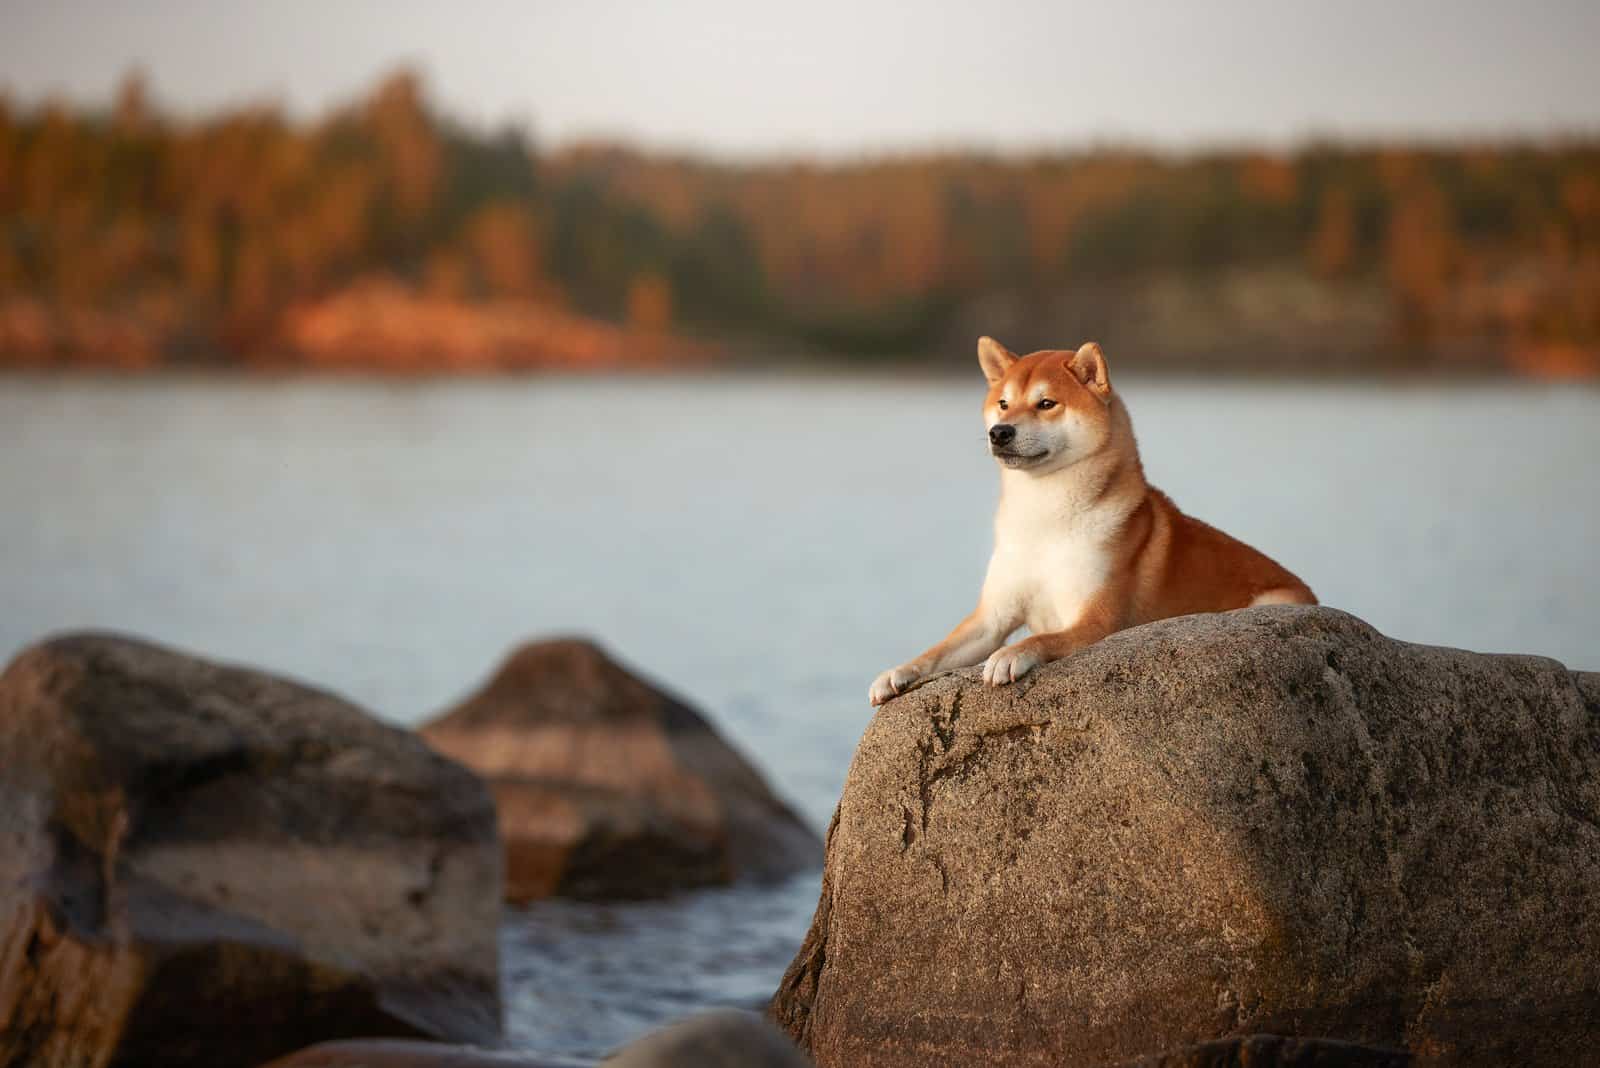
[422,639,821,902]
[0,633,502,1068]
[771,607,1600,1067]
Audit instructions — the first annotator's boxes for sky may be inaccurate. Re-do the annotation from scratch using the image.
[2,0,1598,158]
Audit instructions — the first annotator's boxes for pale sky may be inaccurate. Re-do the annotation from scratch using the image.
[2,0,1597,157]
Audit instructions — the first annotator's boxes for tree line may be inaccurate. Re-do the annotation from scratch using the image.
[2,71,1596,372]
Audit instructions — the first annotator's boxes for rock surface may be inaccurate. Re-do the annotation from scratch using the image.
[1118,1034,1409,1067]
[422,639,821,901]
[0,633,503,1068]
[602,1010,812,1067]
[771,607,1600,1067]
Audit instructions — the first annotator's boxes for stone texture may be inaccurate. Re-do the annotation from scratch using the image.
[422,639,821,902]
[0,633,502,1068]
[602,1009,812,1067]
[771,607,1600,1067]
[1118,1034,1410,1067]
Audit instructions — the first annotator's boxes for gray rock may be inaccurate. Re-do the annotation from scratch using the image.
[422,639,821,902]
[604,1010,810,1067]
[771,607,1600,1067]
[0,633,502,1068]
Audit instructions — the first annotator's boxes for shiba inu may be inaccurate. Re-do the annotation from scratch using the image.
[869,337,1315,706]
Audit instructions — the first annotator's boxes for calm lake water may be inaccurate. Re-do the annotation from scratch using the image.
[3,374,1597,1059]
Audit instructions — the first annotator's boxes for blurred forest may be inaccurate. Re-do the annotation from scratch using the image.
[2,71,1597,376]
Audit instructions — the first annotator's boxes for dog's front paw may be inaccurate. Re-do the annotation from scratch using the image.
[869,663,923,706]
[982,642,1040,686]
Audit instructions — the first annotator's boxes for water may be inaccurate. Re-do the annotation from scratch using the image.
[3,373,1597,1059]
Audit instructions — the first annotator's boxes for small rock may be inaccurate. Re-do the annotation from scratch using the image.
[422,639,821,902]
[261,1039,590,1068]
[603,1010,811,1067]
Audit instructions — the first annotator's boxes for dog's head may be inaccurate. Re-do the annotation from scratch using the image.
[977,337,1115,474]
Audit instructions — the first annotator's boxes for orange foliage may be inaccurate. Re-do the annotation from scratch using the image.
[1509,342,1600,380]
[627,275,673,334]
[2,68,1598,375]
[275,278,705,372]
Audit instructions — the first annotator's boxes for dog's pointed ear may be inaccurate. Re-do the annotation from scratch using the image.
[977,336,1017,385]
[1069,342,1111,399]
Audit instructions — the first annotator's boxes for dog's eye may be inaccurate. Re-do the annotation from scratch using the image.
[1037,398,1057,410]
[997,399,1008,411]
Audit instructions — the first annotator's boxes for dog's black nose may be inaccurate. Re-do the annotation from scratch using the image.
[989,424,1016,447]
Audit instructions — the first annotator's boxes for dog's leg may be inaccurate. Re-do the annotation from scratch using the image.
[869,610,1012,706]
[982,594,1119,686]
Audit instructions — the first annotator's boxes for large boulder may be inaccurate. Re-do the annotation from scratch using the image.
[771,607,1600,1067]
[0,633,502,1068]
[422,639,821,901]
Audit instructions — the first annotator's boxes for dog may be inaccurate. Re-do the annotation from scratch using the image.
[869,337,1316,706]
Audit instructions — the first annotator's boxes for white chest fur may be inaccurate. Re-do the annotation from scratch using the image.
[982,470,1127,635]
